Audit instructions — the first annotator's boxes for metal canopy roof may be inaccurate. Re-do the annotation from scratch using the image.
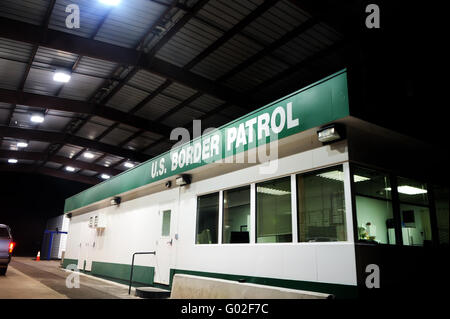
[0,0,350,185]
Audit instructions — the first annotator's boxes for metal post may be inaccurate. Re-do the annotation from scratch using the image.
[128,251,156,295]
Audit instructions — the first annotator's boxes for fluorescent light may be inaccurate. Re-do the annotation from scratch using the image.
[83,152,95,159]
[317,170,370,183]
[53,72,71,83]
[8,159,18,164]
[124,162,134,168]
[17,142,28,148]
[99,0,121,5]
[65,166,76,172]
[30,115,45,123]
[385,186,428,195]
[257,186,290,196]
[101,174,111,180]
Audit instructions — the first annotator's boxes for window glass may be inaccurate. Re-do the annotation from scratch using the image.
[353,167,395,244]
[400,204,432,246]
[256,177,292,243]
[223,186,250,244]
[433,186,449,245]
[297,166,347,242]
[0,227,9,238]
[396,177,428,206]
[196,193,219,244]
[161,210,171,237]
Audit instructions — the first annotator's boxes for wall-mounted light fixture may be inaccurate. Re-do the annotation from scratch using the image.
[317,124,344,144]
[110,196,121,206]
[175,175,191,186]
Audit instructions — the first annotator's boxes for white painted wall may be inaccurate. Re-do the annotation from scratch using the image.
[65,143,357,286]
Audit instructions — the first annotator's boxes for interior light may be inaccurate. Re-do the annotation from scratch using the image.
[65,166,76,172]
[124,162,134,168]
[17,142,28,148]
[30,114,45,123]
[257,186,290,196]
[53,71,71,83]
[385,186,428,195]
[101,174,111,180]
[317,170,370,183]
[99,0,121,5]
[8,159,18,164]
[83,152,95,159]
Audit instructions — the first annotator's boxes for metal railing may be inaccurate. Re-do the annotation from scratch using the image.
[128,251,156,295]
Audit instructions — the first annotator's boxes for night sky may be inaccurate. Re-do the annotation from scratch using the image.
[0,172,88,256]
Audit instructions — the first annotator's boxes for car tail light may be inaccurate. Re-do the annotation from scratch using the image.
[8,242,15,254]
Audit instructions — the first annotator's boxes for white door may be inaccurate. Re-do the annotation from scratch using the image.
[77,222,96,271]
[85,227,96,271]
[154,205,175,285]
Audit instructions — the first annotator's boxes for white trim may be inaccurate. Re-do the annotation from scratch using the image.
[218,190,223,244]
[343,162,355,243]
[250,183,256,244]
[290,174,298,243]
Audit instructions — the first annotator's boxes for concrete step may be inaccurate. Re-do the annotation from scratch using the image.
[135,287,171,299]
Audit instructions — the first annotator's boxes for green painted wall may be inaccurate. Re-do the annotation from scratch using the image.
[64,70,350,213]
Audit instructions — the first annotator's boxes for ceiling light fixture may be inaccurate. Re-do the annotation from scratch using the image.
[65,166,76,172]
[124,162,134,168]
[83,152,95,159]
[385,186,428,195]
[101,174,111,180]
[99,0,121,6]
[316,170,370,183]
[8,159,18,164]
[257,186,291,196]
[17,142,28,148]
[53,71,71,83]
[30,114,45,123]
[317,124,344,143]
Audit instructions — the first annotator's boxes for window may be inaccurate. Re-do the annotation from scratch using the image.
[353,166,395,244]
[196,192,219,244]
[161,210,171,237]
[433,185,449,245]
[223,186,250,244]
[297,166,346,242]
[396,177,431,247]
[256,177,292,243]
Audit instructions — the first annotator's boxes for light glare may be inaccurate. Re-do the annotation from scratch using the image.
[31,115,45,123]
[99,0,121,5]
[17,142,28,148]
[101,174,111,180]
[8,159,18,164]
[65,166,76,172]
[53,72,71,83]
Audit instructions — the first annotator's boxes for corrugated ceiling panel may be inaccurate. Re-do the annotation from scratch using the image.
[144,140,173,157]
[96,155,124,167]
[191,33,263,80]
[75,121,109,140]
[44,161,63,169]
[135,94,180,121]
[188,94,223,113]
[123,135,154,152]
[0,0,50,26]
[58,73,104,101]
[243,0,311,45]
[38,114,72,131]
[100,127,133,146]
[94,0,167,48]
[155,17,223,67]
[106,85,149,113]
[0,38,33,63]
[24,67,63,96]
[33,47,78,69]
[89,116,115,127]
[79,170,99,177]
[224,55,289,92]
[25,140,51,152]
[0,59,27,90]
[128,70,167,93]
[0,107,10,124]
[161,107,203,127]
[49,0,110,38]
[163,82,197,101]
[142,131,163,141]
[75,56,118,78]
[56,144,83,159]
[77,150,104,163]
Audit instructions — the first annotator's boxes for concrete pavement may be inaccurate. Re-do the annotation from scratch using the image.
[0,257,141,299]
